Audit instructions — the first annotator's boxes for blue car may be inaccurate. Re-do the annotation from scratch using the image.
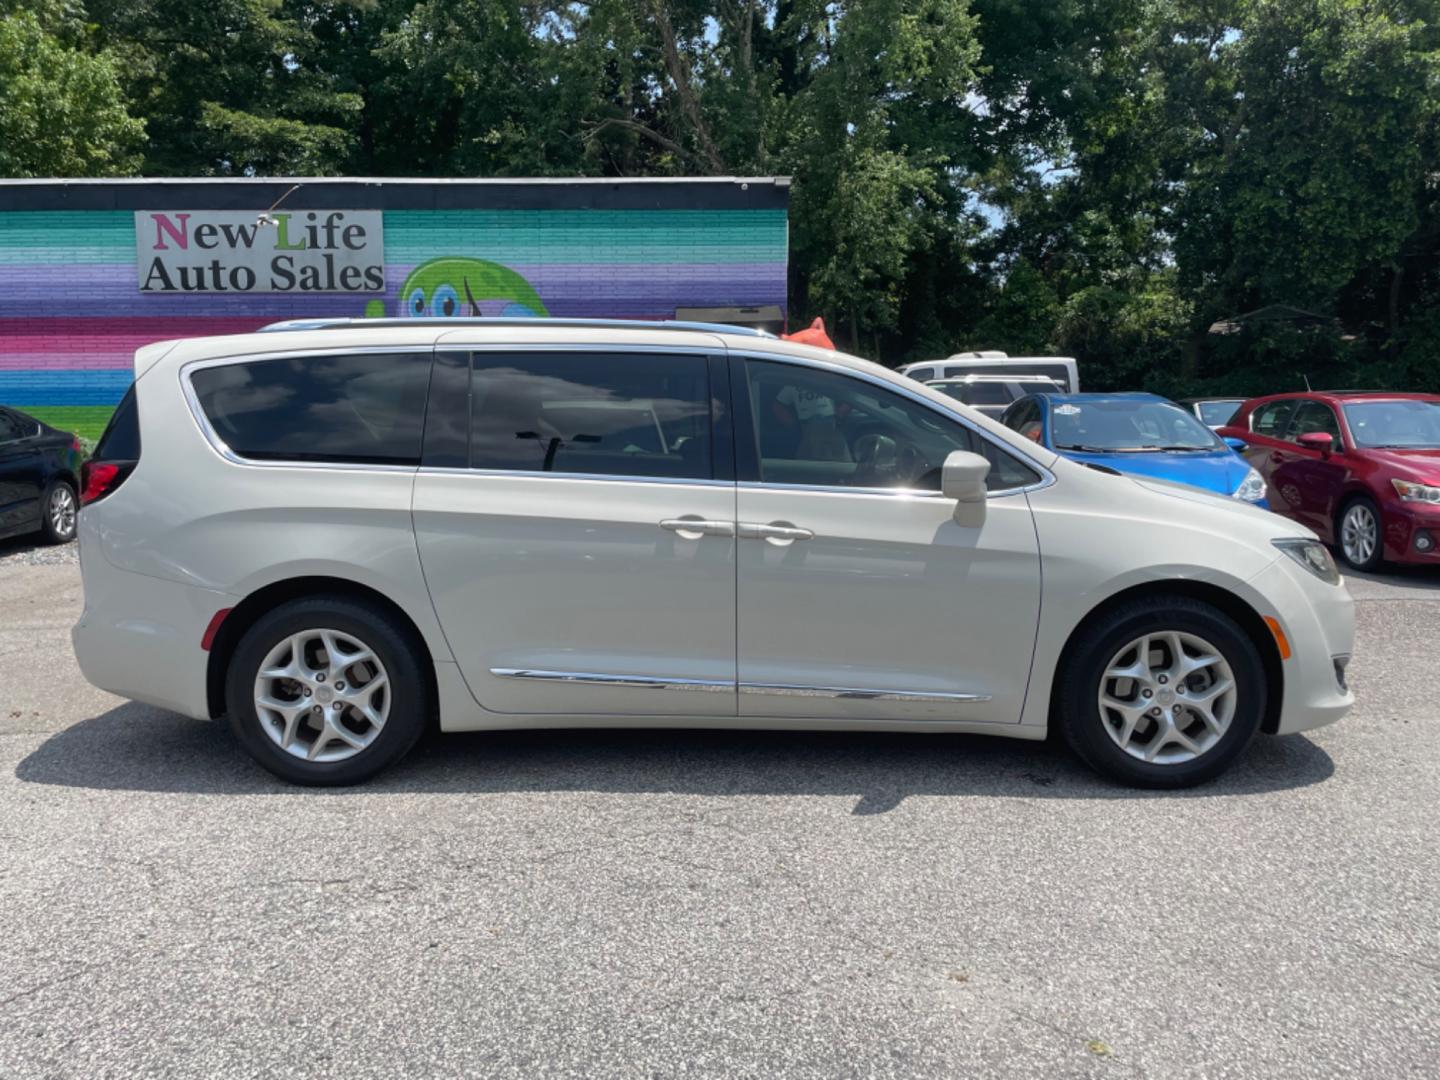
[998,392,1269,508]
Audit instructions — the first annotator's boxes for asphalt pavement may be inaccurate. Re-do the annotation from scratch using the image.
[1,540,1437,1078]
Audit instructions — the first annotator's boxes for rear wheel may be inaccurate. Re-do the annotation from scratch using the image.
[39,479,77,544]
[225,596,430,785]
[1337,496,1384,572]
[1055,596,1266,788]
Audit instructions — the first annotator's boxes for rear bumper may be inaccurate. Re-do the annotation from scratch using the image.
[1381,499,1440,564]
[73,539,235,719]
[1249,556,1355,735]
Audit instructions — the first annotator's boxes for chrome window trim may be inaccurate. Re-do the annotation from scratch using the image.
[179,346,433,473]
[419,466,734,489]
[490,668,733,693]
[729,347,1056,498]
[740,682,992,703]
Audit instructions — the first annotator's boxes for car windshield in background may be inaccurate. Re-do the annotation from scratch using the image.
[933,382,1013,406]
[1343,400,1440,449]
[1052,400,1221,452]
[1197,400,1243,426]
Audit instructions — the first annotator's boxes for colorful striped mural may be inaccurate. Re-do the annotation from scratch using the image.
[0,180,790,439]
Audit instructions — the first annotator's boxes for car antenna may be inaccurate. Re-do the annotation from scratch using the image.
[255,184,301,228]
[1302,373,1312,391]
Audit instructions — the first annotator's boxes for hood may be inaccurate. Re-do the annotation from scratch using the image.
[1365,447,1440,482]
[1058,447,1249,497]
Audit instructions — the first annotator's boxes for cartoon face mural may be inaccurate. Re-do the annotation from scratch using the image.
[394,257,549,318]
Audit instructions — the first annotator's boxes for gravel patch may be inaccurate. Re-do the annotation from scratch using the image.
[0,537,79,568]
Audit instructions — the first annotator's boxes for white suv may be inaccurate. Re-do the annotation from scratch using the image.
[73,318,1354,787]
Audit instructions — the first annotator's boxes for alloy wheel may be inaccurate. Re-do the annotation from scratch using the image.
[252,628,390,763]
[1097,631,1237,765]
[49,485,76,539]
[1341,503,1378,567]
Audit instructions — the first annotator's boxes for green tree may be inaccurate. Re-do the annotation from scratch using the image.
[0,7,143,176]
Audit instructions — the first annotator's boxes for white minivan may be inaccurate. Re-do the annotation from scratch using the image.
[899,351,1081,393]
[73,319,1353,787]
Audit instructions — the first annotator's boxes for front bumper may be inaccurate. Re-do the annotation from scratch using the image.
[1248,555,1355,735]
[1381,498,1440,564]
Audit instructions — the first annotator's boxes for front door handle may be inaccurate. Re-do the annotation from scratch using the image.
[660,517,735,539]
[738,522,815,543]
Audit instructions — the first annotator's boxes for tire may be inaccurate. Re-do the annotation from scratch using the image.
[39,479,77,544]
[1054,595,1266,789]
[1336,496,1384,572]
[225,595,430,785]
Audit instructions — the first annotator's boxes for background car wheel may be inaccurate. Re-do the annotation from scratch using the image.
[1055,595,1266,788]
[1337,497,1384,572]
[225,595,430,785]
[39,480,77,544]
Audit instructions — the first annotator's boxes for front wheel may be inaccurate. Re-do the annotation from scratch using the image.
[1055,596,1266,788]
[1337,497,1384,572]
[225,596,430,785]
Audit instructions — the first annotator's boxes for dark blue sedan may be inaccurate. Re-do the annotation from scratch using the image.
[999,392,1269,507]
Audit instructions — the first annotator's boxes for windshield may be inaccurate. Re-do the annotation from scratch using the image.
[1196,400,1243,426]
[1342,400,1440,449]
[1051,399,1222,452]
[932,382,1014,406]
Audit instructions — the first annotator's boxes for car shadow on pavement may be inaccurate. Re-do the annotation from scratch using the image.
[14,703,1335,812]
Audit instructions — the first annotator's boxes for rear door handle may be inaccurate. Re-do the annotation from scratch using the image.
[660,517,735,538]
[738,522,815,543]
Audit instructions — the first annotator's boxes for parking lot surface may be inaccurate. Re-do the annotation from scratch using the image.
[1,542,1437,1078]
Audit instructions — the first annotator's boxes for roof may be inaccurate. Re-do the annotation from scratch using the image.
[1031,392,1167,406]
[0,176,791,212]
[1237,390,1440,408]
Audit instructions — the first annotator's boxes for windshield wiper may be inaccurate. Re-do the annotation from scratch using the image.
[1055,443,1113,452]
[1135,445,1213,452]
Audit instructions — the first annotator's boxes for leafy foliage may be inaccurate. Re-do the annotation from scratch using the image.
[8,0,1440,390]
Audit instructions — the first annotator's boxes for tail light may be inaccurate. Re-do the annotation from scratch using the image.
[80,460,135,505]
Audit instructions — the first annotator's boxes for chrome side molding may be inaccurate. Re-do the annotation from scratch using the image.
[490,668,732,693]
[491,668,990,705]
[739,682,992,703]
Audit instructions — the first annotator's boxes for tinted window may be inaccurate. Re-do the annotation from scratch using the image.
[469,352,713,479]
[0,409,21,443]
[1342,399,1440,449]
[1288,401,1341,442]
[191,352,431,465]
[1251,400,1298,439]
[94,387,142,460]
[1196,400,1243,426]
[934,382,1013,406]
[747,360,1039,492]
[1002,397,1044,442]
[905,367,936,381]
[1050,399,1220,451]
[941,362,1073,390]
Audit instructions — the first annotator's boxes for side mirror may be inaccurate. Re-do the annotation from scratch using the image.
[1224,436,1247,452]
[1297,432,1334,455]
[942,450,991,528]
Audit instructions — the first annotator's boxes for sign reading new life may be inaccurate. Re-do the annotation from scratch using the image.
[135,210,386,293]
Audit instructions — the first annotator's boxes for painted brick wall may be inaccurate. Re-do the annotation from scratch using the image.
[0,181,789,439]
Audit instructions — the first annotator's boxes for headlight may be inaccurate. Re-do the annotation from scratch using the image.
[1392,478,1440,504]
[1273,538,1342,585]
[1233,467,1267,502]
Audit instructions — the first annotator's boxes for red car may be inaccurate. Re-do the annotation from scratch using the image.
[1219,391,1440,571]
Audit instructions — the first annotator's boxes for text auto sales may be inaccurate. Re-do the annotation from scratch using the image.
[135,210,385,293]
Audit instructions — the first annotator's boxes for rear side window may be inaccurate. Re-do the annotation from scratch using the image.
[94,387,142,460]
[469,352,713,480]
[0,409,22,443]
[905,367,936,381]
[190,353,431,465]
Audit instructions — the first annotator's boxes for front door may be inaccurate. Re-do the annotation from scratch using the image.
[0,409,43,536]
[412,348,738,716]
[732,356,1042,723]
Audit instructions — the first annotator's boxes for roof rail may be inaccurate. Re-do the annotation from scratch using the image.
[257,316,777,338]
